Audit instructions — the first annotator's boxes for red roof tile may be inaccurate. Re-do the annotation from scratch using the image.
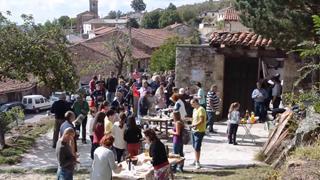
[209,32,272,48]
[224,8,240,21]
[81,42,151,60]
[93,27,117,35]
[0,79,36,94]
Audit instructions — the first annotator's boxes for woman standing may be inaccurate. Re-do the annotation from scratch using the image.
[155,82,167,110]
[169,111,184,172]
[124,115,142,156]
[91,135,122,180]
[143,129,170,180]
[171,94,187,119]
[91,112,106,159]
[112,113,127,163]
[56,127,78,180]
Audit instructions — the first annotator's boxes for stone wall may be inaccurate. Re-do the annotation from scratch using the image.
[175,44,224,102]
[283,54,300,92]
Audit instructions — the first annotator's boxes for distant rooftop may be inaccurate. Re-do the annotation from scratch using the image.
[84,18,128,24]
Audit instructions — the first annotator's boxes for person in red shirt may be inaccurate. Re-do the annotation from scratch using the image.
[91,111,106,159]
[89,76,98,98]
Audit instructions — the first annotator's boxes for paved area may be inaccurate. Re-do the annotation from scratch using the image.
[24,112,47,124]
[3,121,269,172]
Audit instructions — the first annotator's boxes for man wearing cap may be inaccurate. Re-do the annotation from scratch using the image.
[51,94,72,148]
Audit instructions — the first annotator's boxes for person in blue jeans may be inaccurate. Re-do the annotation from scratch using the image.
[56,127,78,180]
[169,111,184,172]
[251,82,267,121]
[206,84,220,133]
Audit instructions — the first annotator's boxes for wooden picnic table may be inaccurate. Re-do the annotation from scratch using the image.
[140,116,172,137]
[113,153,185,180]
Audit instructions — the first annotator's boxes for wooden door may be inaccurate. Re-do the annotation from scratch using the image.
[223,57,258,117]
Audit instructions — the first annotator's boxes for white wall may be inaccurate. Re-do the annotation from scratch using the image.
[83,24,92,34]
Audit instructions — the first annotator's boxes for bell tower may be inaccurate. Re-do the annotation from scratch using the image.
[89,0,98,17]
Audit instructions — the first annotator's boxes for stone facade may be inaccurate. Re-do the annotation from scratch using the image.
[283,54,300,92]
[175,44,224,104]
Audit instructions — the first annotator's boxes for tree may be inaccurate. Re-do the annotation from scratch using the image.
[180,9,196,23]
[294,15,320,87]
[167,3,177,11]
[58,15,70,28]
[141,11,162,29]
[0,107,24,149]
[131,0,146,12]
[150,36,184,72]
[127,18,140,28]
[0,12,78,91]
[107,10,117,19]
[105,31,131,77]
[235,0,319,49]
[159,10,182,28]
[106,10,122,19]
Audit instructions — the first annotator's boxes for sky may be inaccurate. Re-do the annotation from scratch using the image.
[0,0,208,24]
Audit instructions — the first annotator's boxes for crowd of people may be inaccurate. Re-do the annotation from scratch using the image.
[51,69,282,180]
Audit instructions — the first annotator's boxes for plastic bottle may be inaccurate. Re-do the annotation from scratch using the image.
[144,143,149,156]
[250,112,255,123]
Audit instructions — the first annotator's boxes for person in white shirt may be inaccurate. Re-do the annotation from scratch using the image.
[91,135,122,180]
[112,113,127,163]
[228,102,240,145]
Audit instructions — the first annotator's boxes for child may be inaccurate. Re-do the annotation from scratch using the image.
[228,102,240,145]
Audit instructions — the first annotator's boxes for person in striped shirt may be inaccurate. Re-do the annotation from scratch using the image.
[206,84,220,133]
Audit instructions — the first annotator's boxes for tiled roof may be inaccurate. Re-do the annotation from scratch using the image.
[209,32,272,48]
[93,27,117,35]
[81,42,151,60]
[84,18,128,25]
[0,79,36,94]
[224,8,240,21]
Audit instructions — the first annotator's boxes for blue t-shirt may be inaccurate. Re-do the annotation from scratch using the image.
[60,121,74,137]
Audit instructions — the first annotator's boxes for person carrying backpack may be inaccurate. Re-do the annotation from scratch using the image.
[169,111,185,172]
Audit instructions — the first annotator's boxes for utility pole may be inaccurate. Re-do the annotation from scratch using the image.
[127,18,133,76]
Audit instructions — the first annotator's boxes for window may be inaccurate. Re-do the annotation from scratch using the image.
[35,99,40,104]
[40,98,44,103]
[28,98,32,104]
[23,98,27,104]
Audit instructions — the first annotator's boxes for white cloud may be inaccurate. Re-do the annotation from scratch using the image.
[0,0,207,23]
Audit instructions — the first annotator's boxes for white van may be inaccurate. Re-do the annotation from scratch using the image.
[22,95,52,113]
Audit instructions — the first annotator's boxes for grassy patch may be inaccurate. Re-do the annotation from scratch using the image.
[255,151,267,162]
[290,139,320,161]
[0,118,53,165]
[176,166,279,180]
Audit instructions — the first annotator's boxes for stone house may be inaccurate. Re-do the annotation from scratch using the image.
[76,0,99,33]
[83,18,128,35]
[175,32,298,117]
[69,27,176,84]
[0,80,36,104]
[165,23,195,38]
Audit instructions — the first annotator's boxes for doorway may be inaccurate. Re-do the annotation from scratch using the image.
[223,57,259,117]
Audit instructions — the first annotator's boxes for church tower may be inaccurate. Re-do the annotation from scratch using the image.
[89,0,98,17]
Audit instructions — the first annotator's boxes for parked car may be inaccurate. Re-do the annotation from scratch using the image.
[22,95,52,113]
[49,92,66,102]
[0,101,25,112]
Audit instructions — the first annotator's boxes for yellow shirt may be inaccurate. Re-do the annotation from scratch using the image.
[192,106,207,132]
[104,117,113,135]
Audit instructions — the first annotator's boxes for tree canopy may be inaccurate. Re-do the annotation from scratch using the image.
[0,12,78,91]
[235,0,319,49]
[127,18,140,28]
[159,10,182,28]
[106,10,122,19]
[150,36,184,72]
[167,3,177,11]
[131,0,146,12]
[141,11,161,29]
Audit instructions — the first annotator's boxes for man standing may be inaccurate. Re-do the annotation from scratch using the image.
[106,72,118,103]
[206,84,220,133]
[272,74,282,109]
[72,95,89,144]
[51,94,71,148]
[252,82,268,121]
[190,99,206,169]
[89,76,98,95]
